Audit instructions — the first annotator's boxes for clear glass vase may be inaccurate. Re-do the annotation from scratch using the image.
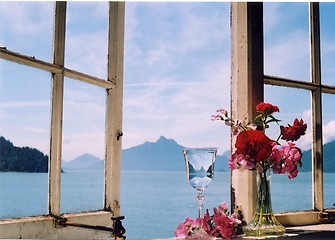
[243,168,286,237]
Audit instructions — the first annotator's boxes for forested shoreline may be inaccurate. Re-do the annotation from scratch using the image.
[0,136,48,173]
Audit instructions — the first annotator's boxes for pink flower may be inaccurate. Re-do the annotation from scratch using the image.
[174,217,211,239]
[219,202,228,211]
[211,114,223,121]
[232,120,244,135]
[216,108,228,116]
[270,143,302,179]
[174,221,188,238]
[175,202,240,240]
[288,166,299,179]
[228,153,240,170]
[211,207,236,239]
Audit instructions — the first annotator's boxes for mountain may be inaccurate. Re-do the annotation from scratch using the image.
[121,136,229,172]
[62,153,102,171]
[7,133,334,173]
[300,140,335,173]
[61,136,229,172]
[121,136,185,171]
[0,136,49,173]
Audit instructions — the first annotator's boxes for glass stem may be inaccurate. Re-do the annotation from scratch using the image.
[196,190,205,218]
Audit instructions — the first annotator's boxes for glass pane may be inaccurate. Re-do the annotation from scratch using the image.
[264,2,310,81]
[265,85,312,212]
[0,60,50,218]
[122,2,231,239]
[322,93,335,209]
[61,78,105,213]
[0,2,53,62]
[65,2,108,79]
[320,3,335,86]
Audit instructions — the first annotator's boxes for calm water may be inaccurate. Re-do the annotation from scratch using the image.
[0,171,334,239]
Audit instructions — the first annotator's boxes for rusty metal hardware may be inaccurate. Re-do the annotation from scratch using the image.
[117,131,123,141]
[320,211,335,224]
[54,215,126,239]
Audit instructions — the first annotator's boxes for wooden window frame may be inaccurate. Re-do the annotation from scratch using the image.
[0,2,125,238]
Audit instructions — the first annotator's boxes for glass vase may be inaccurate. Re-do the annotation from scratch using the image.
[243,168,285,237]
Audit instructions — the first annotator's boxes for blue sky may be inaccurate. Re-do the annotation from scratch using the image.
[0,2,334,161]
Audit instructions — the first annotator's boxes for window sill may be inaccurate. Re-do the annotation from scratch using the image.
[0,211,115,239]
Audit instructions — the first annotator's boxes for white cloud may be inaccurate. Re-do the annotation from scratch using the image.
[0,2,52,35]
[323,120,335,144]
[122,60,230,154]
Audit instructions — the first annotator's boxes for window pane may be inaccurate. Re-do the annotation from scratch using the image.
[265,85,312,212]
[0,61,50,218]
[322,93,335,209]
[264,2,310,81]
[0,2,53,62]
[61,78,105,213]
[320,3,335,86]
[65,2,108,79]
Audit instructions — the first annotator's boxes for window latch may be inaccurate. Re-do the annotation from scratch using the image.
[54,215,126,239]
[117,131,123,141]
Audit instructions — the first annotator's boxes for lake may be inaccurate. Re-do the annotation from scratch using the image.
[0,171,334,239]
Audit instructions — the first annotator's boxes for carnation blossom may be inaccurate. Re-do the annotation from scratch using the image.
[235,130,273,163]
[280,118,307,141]
[256,102,280,115]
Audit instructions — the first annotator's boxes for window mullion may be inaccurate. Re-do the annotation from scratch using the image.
[49,1,67,216]
[309,2,324,211]
[104,2,125,216]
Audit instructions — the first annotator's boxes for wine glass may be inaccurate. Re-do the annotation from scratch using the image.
[183,147,217,218]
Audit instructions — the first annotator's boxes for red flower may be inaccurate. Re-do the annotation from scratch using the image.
[235,130,273,162]
[256,102,280,115]
[280,118,307,141]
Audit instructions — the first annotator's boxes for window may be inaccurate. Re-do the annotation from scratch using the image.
[0,2,125,239]
[231,2,335,225]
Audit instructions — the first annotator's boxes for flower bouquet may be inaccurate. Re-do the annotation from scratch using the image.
[211,102,307,237]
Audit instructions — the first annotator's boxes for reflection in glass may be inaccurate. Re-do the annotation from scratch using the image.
[183,148,217,218]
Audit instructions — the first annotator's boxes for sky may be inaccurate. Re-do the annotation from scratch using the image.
[0,2,335,161]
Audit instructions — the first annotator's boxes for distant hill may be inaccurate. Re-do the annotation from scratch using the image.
[300,140,335,173]
[0,136,48,173]
[4,134,335,173]
[121,136,228,172]
[62,153,102,171]
[61,136,229,172]
[61,135,335,173]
